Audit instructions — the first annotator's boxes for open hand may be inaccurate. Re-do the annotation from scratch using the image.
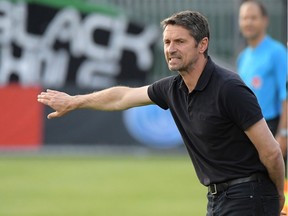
[37,89,75,119]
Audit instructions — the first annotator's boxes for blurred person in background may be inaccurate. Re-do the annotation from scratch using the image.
[38,10,285,215]
[237,0,287,158]
[238,1,287,214]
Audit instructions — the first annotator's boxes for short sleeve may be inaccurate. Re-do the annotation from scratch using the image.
[272,44,287,102]
[148,76,175,110]
[220,79,263,131]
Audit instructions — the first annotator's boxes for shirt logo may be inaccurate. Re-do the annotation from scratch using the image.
[251,76,262,89]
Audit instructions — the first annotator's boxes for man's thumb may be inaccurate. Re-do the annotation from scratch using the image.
[47,111,59,119]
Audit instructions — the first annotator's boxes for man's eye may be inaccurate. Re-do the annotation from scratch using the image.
[175,40,183,44]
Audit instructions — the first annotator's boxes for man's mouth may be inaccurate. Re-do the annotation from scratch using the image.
[243,26,255,33]
[169,57,180,61]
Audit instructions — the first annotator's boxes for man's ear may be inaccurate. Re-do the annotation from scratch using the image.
[198,37,209,54]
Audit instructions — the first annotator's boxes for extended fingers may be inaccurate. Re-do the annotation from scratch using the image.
[37,89,67,119]
[37,89,57,104]
[37,92,50,104]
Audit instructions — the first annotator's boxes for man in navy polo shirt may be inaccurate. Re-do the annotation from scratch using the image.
[38,10,285,215]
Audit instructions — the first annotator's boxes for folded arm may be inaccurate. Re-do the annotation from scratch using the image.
[245,118,285,214]
[276,99,287,157]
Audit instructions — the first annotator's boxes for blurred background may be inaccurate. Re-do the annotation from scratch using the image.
[0,0,286,152]
[0,0,286,215]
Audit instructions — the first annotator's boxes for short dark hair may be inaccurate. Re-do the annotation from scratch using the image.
[240,0,268,17]
[161,10,210,57]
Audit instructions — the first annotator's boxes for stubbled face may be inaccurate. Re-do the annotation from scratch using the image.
[239,2,267,41]
[163,25,199,72]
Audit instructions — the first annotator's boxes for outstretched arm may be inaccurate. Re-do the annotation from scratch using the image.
[37,86,153,119]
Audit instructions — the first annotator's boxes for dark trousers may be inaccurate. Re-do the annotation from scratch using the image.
[206,176,279,216]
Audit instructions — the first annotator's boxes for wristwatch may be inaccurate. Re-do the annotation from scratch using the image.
[279,128,288,137]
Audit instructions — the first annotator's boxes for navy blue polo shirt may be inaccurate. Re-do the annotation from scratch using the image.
[148,57,266,186]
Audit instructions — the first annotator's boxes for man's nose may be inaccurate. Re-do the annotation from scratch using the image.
[242,17,253,25]
[168,43,177,53]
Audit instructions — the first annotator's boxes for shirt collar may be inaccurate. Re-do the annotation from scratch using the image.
[248,35,269,51]
[179,56,215,92]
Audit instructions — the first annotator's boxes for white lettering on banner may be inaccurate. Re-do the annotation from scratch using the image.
[80,14,124,60]
[12,2,41,50]
[39,49,69,87]
[76,60,120,89]
[0,1,12,44]
[42,7,81,50]
[0,46,40,85]
[0,1,159,88]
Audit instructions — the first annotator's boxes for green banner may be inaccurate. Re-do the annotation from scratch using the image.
[8,0,120,15]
